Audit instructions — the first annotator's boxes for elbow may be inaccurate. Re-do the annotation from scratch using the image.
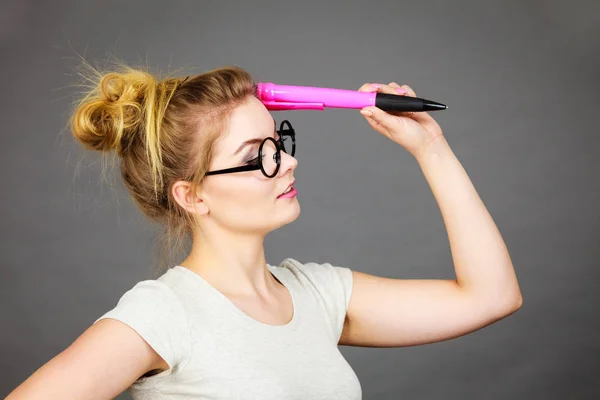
[513,293,523,311]
[467,284,523,316]
[473,285,523,317]
[495,292,523,316]
[490,279,524,316]
[508,284,524,310]
[515,293,523,308]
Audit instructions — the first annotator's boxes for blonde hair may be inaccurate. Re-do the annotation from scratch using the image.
[68,60,256,269]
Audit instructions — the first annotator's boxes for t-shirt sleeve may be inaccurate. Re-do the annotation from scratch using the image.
[285,258,354,345]
[94,279,191,374]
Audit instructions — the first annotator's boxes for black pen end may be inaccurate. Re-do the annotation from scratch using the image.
[423,100,447,111]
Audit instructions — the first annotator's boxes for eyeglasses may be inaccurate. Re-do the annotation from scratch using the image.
[205,120,296,178]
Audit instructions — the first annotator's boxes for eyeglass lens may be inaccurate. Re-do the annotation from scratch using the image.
[259,129,295,177]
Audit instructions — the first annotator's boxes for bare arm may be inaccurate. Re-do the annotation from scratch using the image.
[6,318,169,400]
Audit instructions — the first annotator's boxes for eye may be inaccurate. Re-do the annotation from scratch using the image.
[245,153,265,165]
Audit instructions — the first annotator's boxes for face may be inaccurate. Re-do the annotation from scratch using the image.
[193,96,299,235]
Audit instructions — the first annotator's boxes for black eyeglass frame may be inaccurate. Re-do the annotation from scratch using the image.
[205,120,296,178]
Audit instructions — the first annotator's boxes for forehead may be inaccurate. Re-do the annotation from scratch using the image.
[216,97,275,153]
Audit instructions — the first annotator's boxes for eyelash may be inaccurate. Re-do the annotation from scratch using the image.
[244,134,281,165]
[245,154,264,165]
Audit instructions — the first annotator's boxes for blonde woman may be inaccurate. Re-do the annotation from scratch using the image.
[7,65,522,399]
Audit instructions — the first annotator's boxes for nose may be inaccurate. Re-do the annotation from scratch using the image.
[278,150,298,176]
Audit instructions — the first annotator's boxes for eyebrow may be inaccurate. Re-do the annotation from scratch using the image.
[233,118,277,156]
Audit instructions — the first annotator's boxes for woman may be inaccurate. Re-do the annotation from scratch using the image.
[7,65,522,399]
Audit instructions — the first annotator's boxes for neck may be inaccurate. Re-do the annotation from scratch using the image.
[179,227,280,300]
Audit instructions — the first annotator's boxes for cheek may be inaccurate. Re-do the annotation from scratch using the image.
[212,177,276,206]
[242,177,277,201]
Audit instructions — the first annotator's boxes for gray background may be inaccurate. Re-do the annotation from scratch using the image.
[1,0,599,398]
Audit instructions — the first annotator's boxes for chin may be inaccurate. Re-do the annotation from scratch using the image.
[275,200,301,227]
[284,199,300,218]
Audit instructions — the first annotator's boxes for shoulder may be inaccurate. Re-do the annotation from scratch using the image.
[103,274,184,317]
[94,269,192,372]
[95,272,189,334]
[278,257,353,290]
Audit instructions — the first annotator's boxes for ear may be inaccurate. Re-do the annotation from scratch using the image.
[172,180,209,215]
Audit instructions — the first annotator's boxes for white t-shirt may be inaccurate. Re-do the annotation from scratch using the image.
[94,257,362,399]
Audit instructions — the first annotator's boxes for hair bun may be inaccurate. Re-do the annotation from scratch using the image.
[70,70,153,156]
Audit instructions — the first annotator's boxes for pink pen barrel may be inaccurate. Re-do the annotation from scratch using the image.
[257,82,376,110]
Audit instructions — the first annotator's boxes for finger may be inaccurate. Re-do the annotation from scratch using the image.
[369,83,435,125]
[361,83,418,120]
[357,82,381,92]
[397,84,438,124]
[401,84,417,97]
[387,82,408,95]
[375,83,416,118]
[360,106,398,136]
[357,82,409,96]
[362,111,392,140]
[359,83,429,123]
[385,83,424,120]
[360,82,409,97]
[376,83,402,96]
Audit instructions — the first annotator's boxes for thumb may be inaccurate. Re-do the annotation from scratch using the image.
[360,106,398,135]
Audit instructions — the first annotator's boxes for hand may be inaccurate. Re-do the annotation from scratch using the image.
[358,82,444,159]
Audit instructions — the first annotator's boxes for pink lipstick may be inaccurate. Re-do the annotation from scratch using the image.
[277,187,297,199]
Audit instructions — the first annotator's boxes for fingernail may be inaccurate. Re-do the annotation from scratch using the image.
[360,108,373,116]
[396,87,408,94]
[370,83,381,90]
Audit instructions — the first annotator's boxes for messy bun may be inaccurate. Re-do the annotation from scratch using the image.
[71,70,174,155]
[68,61,256,268]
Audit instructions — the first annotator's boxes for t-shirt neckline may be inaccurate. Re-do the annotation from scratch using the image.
[171,264,299,329]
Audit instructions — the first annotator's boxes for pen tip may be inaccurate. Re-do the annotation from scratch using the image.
[423,101,447,111]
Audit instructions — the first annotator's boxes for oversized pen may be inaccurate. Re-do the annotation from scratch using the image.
[256,82,447,112]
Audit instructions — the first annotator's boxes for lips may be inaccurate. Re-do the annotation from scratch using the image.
[279,180,296,196]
